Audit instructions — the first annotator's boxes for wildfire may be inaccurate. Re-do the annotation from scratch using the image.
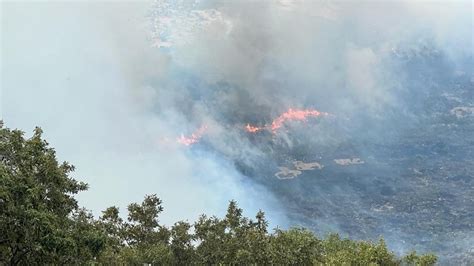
[245,108,328,133]
[245,124,263,133]
[175,108,328,146]
[176,125,208,146]
[271,108,327,131]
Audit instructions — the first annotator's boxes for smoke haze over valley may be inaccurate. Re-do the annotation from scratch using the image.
[2,0,473,263]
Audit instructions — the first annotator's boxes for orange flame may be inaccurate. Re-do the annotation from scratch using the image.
[246,108,328,134]
[270,108,327,132]
[245,124,263,133]
[177,125,208,146]
[175,108,328,146]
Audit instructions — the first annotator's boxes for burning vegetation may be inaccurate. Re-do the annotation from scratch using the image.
[176,125,208,146]
[245,108,329,134]
[176,108,329,146]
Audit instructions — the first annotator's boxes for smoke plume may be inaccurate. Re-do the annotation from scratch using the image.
[2,0,473,263]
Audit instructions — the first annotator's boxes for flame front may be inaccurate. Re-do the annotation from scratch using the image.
[270,108,327,132]
[245,124,263,133]
[176,108,328,146]
[177,125,208,146]
[245,108,328,134]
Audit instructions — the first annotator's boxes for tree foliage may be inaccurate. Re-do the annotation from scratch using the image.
[0,126,96,264]
[0,125,438,265]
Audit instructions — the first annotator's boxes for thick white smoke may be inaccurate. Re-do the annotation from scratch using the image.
[1,1,287,226]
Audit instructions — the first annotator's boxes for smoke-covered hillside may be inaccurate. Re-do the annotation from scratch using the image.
[146,1,474,263]
[2,0,473,264]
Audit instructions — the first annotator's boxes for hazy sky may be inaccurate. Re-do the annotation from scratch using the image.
[1,1,289,226]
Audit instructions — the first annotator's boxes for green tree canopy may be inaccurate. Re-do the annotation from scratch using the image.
[0,125,104,264]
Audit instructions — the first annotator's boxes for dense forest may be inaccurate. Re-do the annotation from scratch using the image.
[0,124,437,265]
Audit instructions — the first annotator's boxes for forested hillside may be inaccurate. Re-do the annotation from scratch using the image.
[0,125,437,265]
